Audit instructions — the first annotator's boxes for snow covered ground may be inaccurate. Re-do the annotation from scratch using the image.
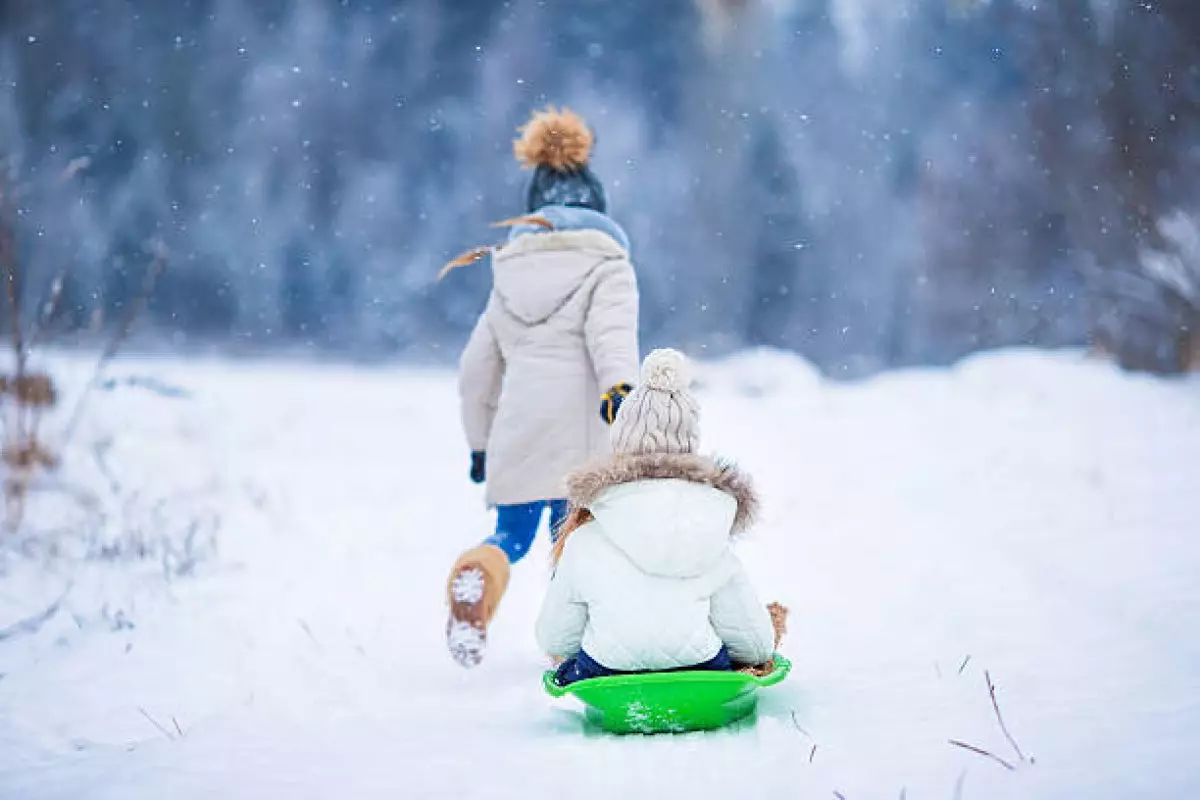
[0,347,1197,799]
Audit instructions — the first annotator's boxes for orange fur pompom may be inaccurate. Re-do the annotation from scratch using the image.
[513,106,593,172]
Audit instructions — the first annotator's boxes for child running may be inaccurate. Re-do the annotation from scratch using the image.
[442,106,641,667]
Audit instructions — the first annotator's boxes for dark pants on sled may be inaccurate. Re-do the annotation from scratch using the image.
[484,499,569,564]
[554,645,734,686]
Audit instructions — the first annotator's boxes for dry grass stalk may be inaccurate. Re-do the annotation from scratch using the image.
[0,434,60,530]
[1,182,24,381]
[0,172,24,450]
[0,158,147,532]
[26,271,67,354]
[0,370,63,533]
[949,738,1017,772]
[0,581,71,642]
[59,243,167,451]
[0,170,37,528]
[137,707,176,742]
[2,439,59,470]
[11,372,57,407]
[103,243,167,365]
[985,669,1028,764]
[948,669,1031,774]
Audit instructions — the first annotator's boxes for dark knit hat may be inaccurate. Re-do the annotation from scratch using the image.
[514,106,607,214]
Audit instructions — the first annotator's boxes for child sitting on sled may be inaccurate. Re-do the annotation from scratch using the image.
[536,349,784,685]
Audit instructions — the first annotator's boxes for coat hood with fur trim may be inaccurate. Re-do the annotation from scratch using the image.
[565,453,759,532]
[564,453,759,579]
[490,220,628,326]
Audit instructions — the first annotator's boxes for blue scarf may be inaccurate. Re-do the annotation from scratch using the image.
[506,205,631,254]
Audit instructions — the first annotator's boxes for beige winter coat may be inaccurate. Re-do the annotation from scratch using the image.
[458,228,640,507]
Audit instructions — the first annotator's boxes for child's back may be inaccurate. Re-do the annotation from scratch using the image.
[462,205,637,509]
[442,106,641,669]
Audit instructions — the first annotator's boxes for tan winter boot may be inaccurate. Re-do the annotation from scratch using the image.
[445,544,511,667]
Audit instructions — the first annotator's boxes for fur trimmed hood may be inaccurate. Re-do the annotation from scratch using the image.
[488,228,625,326]
[565,453,759,536]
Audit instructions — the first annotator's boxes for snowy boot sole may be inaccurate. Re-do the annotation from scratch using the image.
[447,567,487,667]
[444,544,510,668]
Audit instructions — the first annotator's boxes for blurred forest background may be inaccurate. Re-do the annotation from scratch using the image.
[0,0,1197,377]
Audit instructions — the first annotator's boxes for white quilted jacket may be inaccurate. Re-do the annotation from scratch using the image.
[535,456,776,671]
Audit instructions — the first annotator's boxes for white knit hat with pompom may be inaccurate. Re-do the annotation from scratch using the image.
[611,348,700,456]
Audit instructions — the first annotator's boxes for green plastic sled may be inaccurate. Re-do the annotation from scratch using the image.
[542,654,791,735]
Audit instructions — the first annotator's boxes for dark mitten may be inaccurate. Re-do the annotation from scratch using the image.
[469,451,486,484]
[600,383,633,424]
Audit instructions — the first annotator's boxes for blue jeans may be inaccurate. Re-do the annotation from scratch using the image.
[484,500,569,564]
[554,646,734,686]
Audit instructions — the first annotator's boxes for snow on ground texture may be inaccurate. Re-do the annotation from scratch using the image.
[0,348,1197,799]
